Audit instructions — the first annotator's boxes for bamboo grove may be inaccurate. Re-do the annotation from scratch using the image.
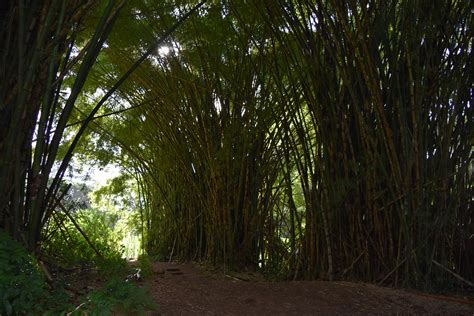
[1,0,472,290]
[0,0,130,250]
[90,0,472,288]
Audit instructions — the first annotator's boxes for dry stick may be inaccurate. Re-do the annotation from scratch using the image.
[293,248,302,281]
[342,249,367,278]
[168,236,177,263]
[55,198,102,258]
[378,258,407,286]
[378,232,465,286]
[38,260,54,283]
[66,302,87,316]
[41,183,71,228]
[432,259,474,288]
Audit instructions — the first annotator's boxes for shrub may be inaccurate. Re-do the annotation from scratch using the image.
[0,231,49,315]
[137,253,153,278]
[42,208,124,267]
[95,253,129,278]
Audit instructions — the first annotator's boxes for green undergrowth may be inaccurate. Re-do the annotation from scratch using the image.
[0,230,156,315]
[136,253,153,278]
[0,230,71,315]
[95,254,129,279]
[70,278,157,315]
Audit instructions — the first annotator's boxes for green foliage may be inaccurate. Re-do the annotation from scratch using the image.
[43,179,141,276]
[95,254,129,279]
[90,176,143,259]
[137,254,153,278]
[0,232,154,315]
[43,208,124,267]
[0,230,48,315]
[0,230,75,315]
[74,278,157,315]
[92,174,137,212]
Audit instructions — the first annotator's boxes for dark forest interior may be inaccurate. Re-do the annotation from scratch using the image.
[0,0,472,314]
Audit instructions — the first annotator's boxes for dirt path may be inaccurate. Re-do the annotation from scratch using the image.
[139,262,474,315]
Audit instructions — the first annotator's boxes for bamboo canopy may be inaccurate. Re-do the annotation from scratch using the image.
[107,0,472,288]
[0,0,472,290]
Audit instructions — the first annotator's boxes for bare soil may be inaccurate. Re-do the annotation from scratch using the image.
[138,262,474,315]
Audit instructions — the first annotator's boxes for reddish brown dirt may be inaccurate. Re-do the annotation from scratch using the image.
[139,262,474,315]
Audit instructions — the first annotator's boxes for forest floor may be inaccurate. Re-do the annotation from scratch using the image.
[132,261,474,315]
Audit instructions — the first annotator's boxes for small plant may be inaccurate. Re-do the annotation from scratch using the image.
[137,253,153,278]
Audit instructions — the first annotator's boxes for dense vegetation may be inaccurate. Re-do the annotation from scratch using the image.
[97,0,472,289]
[0,2,472,312]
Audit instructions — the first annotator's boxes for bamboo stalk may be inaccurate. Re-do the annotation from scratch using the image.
[55,198,102,259]
[432,259,474,288]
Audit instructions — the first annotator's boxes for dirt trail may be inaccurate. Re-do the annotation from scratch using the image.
[138,262,474,315]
